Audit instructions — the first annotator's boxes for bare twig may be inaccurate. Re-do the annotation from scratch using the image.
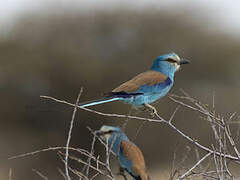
[133,121,146,141]
[194,148,203,172]
[40,95,164,123]
[58,151,113,179]
[212,145,222,180]
[58,152,89,179]
[177,152,212,180]
[9,146,94,160]
[65,88,83,180]
[58,168,67,180]
[8,168,12,180]
[90,173,100,180]
[229,112,237,122]
[224,121,240,159]
[169,105,180,124]
[169,145,179,180]
[84,132,96,177]
[32,169,48,180]
[7,88,240,180]
[122,107,134,130]
[169,95,223,128]
[40,95,240,162]
[87,127,116,156]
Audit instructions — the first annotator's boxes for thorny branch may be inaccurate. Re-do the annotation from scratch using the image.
[168,91,240,180]
[9,91,240,180]
[40,95,240,162]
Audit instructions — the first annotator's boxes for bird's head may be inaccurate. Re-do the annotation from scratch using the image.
[151,53,190,79]
[96,125,128,145]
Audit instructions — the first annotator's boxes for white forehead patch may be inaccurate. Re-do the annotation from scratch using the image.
[99,125,116,142]
[100,125,115,132]
[170,54,181,62]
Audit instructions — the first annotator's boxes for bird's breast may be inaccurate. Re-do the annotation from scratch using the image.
[120,84,172,106]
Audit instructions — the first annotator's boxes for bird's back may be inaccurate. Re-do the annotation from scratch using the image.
[112,70,170,93]
[120,140,149,180]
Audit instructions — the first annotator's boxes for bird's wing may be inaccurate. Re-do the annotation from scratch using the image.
[120,140,148,179]
[112,70,171,94]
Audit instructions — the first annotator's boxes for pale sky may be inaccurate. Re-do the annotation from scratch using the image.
[0,0,240,35]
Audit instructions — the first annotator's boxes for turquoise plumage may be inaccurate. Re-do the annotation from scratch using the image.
[96,125,150,180]
[79,53,189,110]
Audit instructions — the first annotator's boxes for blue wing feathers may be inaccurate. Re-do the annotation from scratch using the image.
[79,76,172,107]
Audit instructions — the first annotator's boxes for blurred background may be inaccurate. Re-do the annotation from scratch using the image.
[1,0,240,179]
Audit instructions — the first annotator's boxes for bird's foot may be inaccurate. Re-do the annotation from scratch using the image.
[144,104,158,117]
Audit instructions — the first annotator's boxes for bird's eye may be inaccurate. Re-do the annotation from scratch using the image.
[104,130,114,134]
[166,58,177,63]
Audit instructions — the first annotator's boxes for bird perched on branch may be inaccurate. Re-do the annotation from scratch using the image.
[79,53,189,114]
[96,125,150,180]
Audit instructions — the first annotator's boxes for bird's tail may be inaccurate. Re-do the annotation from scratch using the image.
[79,97,120,108]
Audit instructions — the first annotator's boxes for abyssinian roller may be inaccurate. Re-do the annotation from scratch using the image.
[79,53,189,112]
[96,125,151,180]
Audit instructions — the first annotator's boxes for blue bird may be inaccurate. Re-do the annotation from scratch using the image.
[96,125,150,180]
[80,53,189,113]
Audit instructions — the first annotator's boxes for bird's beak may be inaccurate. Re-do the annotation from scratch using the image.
[179,59,190,65]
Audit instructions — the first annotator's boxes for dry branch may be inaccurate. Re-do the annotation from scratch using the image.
[32,169,48,180]
[8,91,240,180]
[40,95,240,163]
[65,88,83,180]
[177,152,212,180]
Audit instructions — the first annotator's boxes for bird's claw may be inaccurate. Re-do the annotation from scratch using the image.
[150,107,157,117]
[144,104,158,117]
